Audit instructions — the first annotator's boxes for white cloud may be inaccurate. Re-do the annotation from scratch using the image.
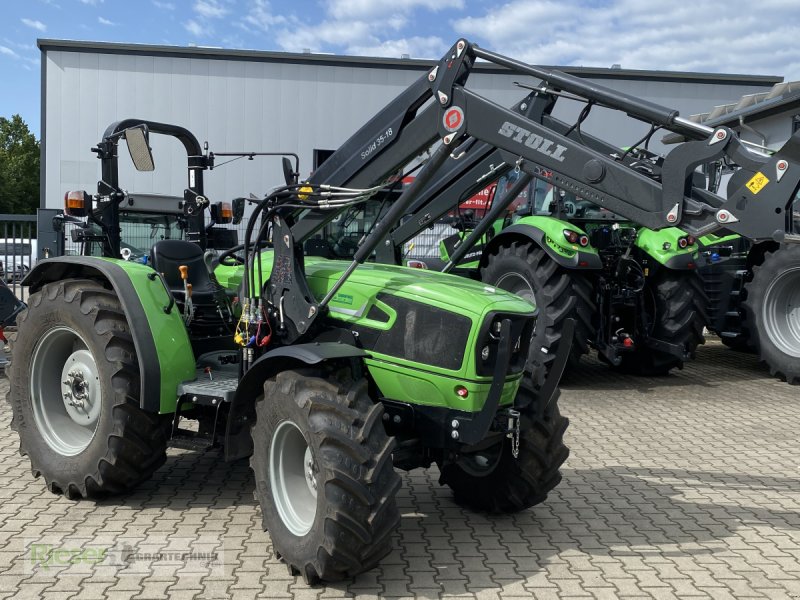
[184,19,210,37]
[21,18,47,32]
[269,0,458,56]
[98,16,114,25]
[275,21,374,53]
[152,0,175,8]
[327,0,464,20]
[452,0,800,79]
[346,36,445,59]
[0,45,19,59]
[241,0,286,32]
[79,0,103,4]
[194,0,228,19]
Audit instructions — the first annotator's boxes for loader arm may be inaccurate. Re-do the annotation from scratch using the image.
[258,39,800,345]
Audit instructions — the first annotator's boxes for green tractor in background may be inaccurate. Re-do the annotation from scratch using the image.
[698,232,800,383]
[437,168,707,378]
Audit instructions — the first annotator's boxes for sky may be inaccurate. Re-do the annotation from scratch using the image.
[3,0,800,137]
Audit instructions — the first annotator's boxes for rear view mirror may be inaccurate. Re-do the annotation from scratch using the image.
[232,197,245,224]
[282,157,298,185]
[124,125,155,172]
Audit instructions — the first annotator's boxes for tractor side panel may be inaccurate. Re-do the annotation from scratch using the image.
[635,227,699,268]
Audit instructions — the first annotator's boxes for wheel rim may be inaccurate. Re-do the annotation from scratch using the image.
[30,327,101,456]
[762,267,800,358]
[456,442,504,477]
[270,420,318,537]
[494,272,537,306]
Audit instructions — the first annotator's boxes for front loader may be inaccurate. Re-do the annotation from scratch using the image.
[8,39,800,584]
[354,76,799,379]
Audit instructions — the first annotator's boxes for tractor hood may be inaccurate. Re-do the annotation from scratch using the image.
[305,258,535,317]
[215,252,535,318]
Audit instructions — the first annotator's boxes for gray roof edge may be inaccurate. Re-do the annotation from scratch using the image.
[37,38,784,85]
[703,91,800,127]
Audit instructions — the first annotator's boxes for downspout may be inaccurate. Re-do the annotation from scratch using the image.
[738,115,768,148]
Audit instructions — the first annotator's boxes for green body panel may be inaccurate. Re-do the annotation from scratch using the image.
[99,258,197,413]
[216,253,534,411]
[698,233,742,247]
[510,215,600,260]
[634,227,699,265]
[438,219,505,269]
[365,358,519,411]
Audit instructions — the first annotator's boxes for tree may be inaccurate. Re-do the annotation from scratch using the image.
[0,115,40,214]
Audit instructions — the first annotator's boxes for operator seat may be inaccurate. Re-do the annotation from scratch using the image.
[149,240,216,305]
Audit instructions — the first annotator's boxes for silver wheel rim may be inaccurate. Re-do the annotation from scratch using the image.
[30,327,101,456]
[270,420,318,536]
[762,267,800,358]
[457,443,504,477]
[495,272,537,307]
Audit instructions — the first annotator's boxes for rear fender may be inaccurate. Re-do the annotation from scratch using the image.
[481,217,602,270]
[223,343,368,461]
[635,227,699,269]
[23,256,196,414]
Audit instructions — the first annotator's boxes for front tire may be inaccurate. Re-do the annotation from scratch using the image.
[481,241,595,385]
[7,279,167,499]
[742,245,800,384]
[618,270,707,375]
[250,369,401,584]
[438,382,569,513]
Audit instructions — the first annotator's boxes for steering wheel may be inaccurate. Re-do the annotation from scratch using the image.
[218,243,246,266]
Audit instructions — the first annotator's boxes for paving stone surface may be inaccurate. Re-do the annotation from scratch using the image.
[1,339,798,599]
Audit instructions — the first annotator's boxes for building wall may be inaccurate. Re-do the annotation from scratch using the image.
[42,45,780,211]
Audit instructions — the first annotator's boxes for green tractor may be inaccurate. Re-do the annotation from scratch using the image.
[698,232,800,383]
[438,170,707,377]
[9,41,579,584]
[11,39,800,585]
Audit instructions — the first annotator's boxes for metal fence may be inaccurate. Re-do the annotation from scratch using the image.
[0,215,37,299]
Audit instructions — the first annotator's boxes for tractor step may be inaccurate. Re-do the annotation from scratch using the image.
[170,429,215,451]
[178,371,238,405]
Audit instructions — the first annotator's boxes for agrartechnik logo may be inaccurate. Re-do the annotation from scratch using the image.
[25,537,224,577]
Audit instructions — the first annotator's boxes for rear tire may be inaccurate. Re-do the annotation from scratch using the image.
[438,382,569,513]
[481,241,595,386]
[742,245,800,384]
[7,279,167,499]
[618,270,707,375]
[250,369,401,584]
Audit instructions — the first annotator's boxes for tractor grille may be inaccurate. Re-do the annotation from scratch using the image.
[353,293,471,371]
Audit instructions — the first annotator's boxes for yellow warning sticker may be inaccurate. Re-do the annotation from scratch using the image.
[745,171,769,195]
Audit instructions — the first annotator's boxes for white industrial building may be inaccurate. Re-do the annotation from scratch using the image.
[39,39,784,210]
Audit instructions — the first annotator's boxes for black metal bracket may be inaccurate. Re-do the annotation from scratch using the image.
[454,318,512,445]
[267,215,320,342]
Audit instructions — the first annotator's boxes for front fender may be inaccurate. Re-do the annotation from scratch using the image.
[23,256,196,414]
[223,342,367,461]
[482,217,602,270]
